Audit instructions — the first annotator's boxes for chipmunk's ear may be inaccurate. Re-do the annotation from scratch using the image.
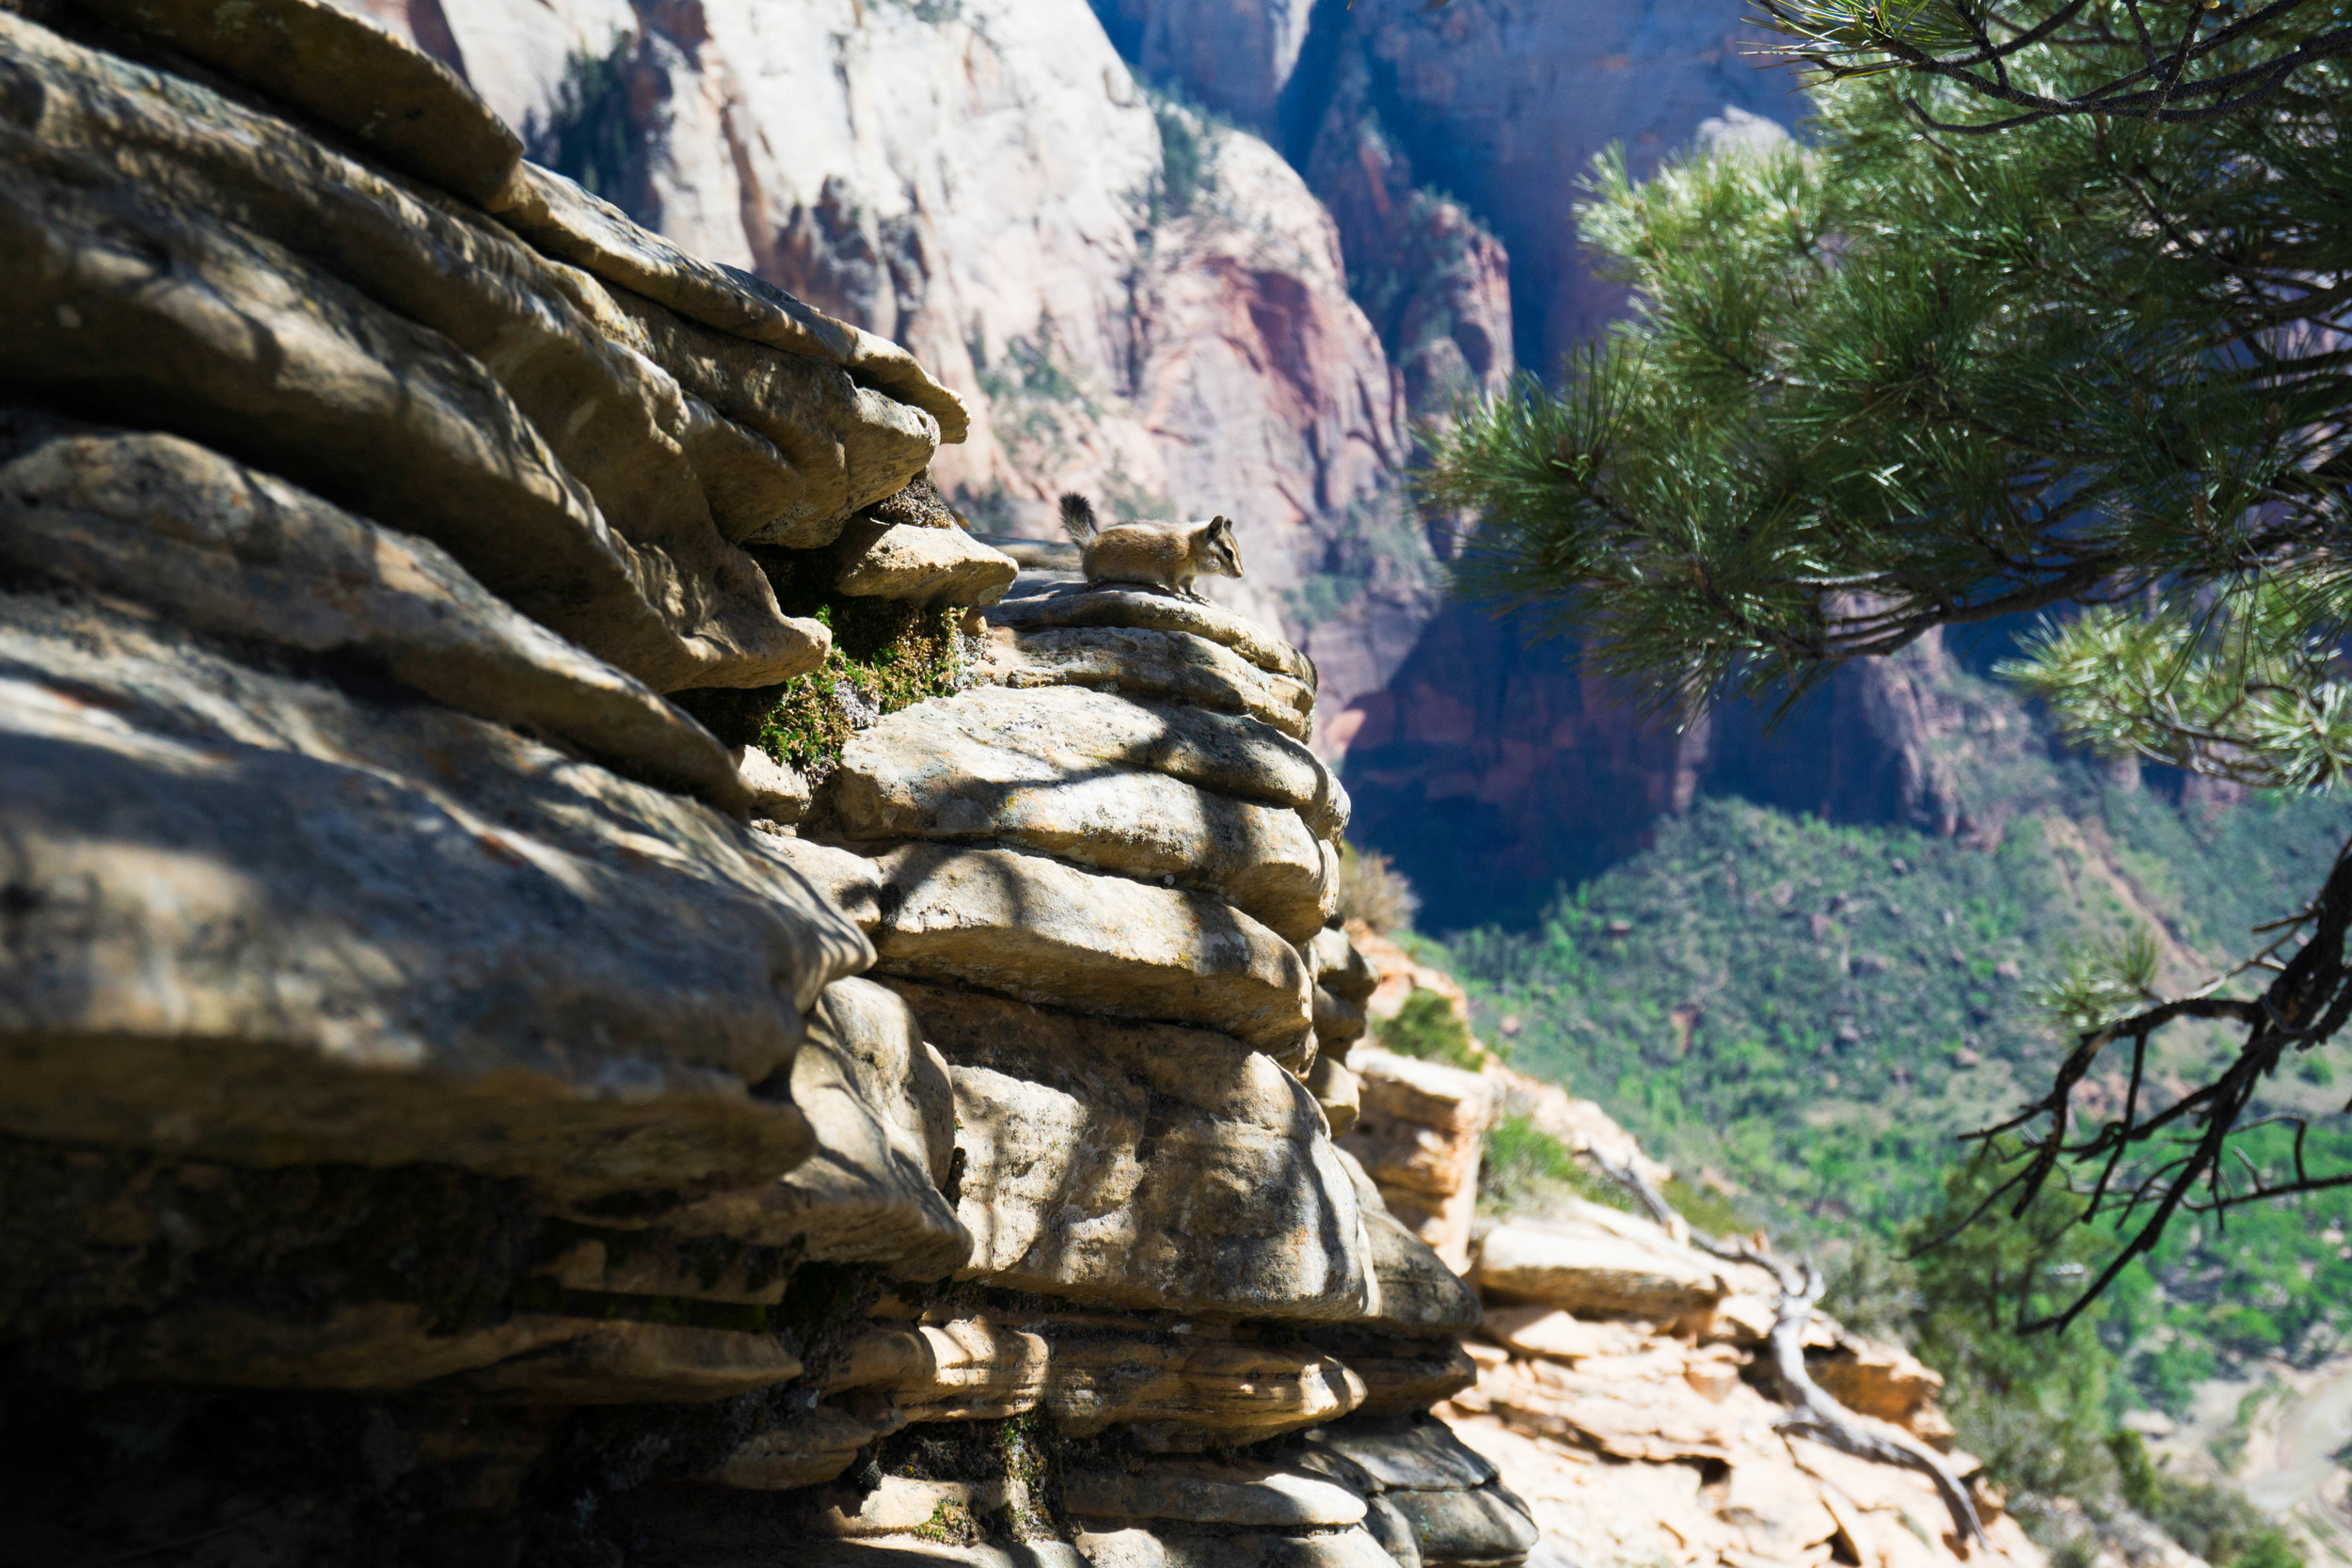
[1208,515,1234,537]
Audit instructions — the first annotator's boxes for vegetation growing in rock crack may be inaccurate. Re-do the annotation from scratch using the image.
[669,592,968,782]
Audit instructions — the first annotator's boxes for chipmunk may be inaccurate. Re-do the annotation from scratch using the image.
[1057,492,1245,601]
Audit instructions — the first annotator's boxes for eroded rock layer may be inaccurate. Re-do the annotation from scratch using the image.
[0,8,1498,1563]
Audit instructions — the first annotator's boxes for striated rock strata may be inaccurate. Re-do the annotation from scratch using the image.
[0,8,1498,1563]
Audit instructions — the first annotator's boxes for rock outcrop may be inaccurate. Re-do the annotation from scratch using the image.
[0,11,1497,1563]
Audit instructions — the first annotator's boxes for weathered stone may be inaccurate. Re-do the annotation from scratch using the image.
[1134,1527,1405,1568]
[486,161,971,443]
[0,421,747,811]
[837,685,1346,839]
[1048,1334,1364,1444]
[0,592,872,1198]
[1364,1495,1427,1568]
[979,625,1315,741]
[1342,1048,1495,1273]
[814,1316,1364,1444]
[868,846,1314,1056]
[1805,1333,1946,1426]
[867,473,965,529]
[531,1233,790,1306]
[1326,1339,1480,1418]
[1462,1344,1761,1464]
[739,747,815,824]
[1311,1057,1362,1139]
[990,585,1316,687]
[1314,987,1370,1057]
[1309,927,1380,1005]
[1472,1220,1733,1320]
[893,1318,1052,1420]
[75,0,523,203]
[1480,1308,1652,1365]
[754,835,887,930]
[662,979,967,1275]
[1329,1150,1484,1337]
[709,1398,908,1491]
[1385,1482,1540,1566]
[1349,1049,1499,1138]
[885,982,1374,1322]
[819,1475,1003,1538]
[834,704,1333,944]
[0,17,836,691]
[1064,1462,1366,1528]
[1300,1417,1499,1492]
[457,1322,803,1403]
[602,289,939,545]
[832,518,1019,605]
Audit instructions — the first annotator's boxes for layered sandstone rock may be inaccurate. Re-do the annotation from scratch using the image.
[0,15,1491,1564]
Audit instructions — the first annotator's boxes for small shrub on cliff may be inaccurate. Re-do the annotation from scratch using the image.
[1335,844,1420,933]
[670,596,966,780]
[1479,1114,1636,1216]
[1375,989,1484,1071]
[2110,1432,2302,1568]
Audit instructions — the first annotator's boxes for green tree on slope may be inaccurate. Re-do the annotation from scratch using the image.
[1424,45,2352,1332]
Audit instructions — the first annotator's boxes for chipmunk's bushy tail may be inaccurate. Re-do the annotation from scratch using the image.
[1058,492,1099,546]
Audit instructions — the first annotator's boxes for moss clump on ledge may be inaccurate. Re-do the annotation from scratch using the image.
[1375,989,1486,1071]
[672,594,967,780]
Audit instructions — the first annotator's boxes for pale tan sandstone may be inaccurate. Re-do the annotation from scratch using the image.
[739,746,815,824]
[456,1322,803,1403]
[485,161,970,441]
[1330,1149,1484,1338]
[1064,1462,1367,1528]
[830,518,1019,605]
[837,684,1346,840]
[979,623,1317,741]
[102,1304,595,1392]
[887,982,1372,1322]
[833,705,1334,944]
[1472,1218,1735,1321]
[1329,1339,1481,1418]
[1342,1046,1498,1271]
[0,16,845,691]
[659,978,967,1275]
[989,586,1317,688]
[1311,1057,1363,1139]
[0,423,746,811]
[867,845,1313,1057]
[78,0,523,203]
[0,593,871,1198]
[708,1400,910,1492]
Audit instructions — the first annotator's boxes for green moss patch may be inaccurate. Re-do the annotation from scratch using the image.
[671,594,967,780]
